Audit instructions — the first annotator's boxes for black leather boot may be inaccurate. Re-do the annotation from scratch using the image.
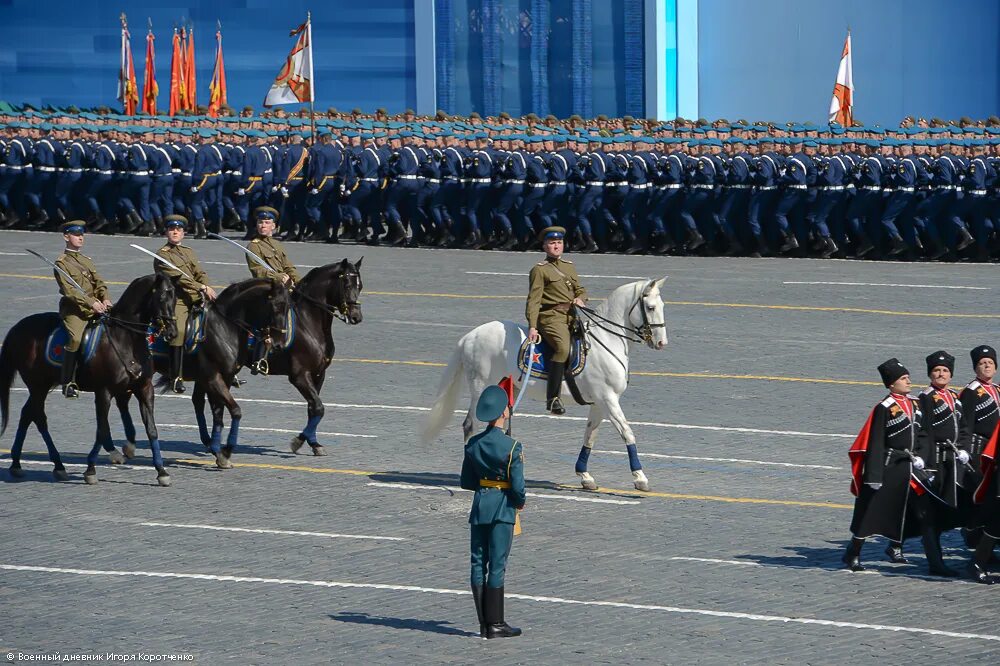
[922,528,959,577]
[194,219,208,239]
[972,535,997,584]
[546,361,566,415]
[471,584,486,637]
[484,587,521,639]
[61,350,80,399]
[854,232,875,258]
[685,227,705,251]
[778,231,799,254]
[169,346,186,394]
[843,537,865,572]
[956,227,975,251]
[580,234,599,253]
[884,541,908,564]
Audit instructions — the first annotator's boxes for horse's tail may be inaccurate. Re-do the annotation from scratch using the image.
[421,343,464,444]
[0,330,18,437]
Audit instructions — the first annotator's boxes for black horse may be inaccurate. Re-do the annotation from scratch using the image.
[0,273,177,485]
[145,277,292,468]
[192,259,363,455]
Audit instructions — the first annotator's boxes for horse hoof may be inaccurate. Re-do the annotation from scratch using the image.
[157,473,172,488]
[83,472,98,485]
[632,470,650,492]
[53,468,70,482]
[9,466,24,479]
[123,442,137,460]
[290,435,306,454]
[215,453,233,470]
[578,472,598,491]
[108,450,126,465]
[221,445,234,459]
[311,445,326,456]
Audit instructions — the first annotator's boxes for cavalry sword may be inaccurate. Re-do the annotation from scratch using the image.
[129,243,195,281]
[24,248,87,295]
[206,232,277,274]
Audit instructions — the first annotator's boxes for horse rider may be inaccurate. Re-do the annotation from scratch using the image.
[154,215,217,393]
[54,220,112,398]
[460,383,526,639]
[246,205,300,375]
[525,226,588,415]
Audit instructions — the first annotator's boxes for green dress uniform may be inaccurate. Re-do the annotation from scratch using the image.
[154,242,209,347]
[54,250,108,353]
[247,235,300,284]
[460,385,525,639]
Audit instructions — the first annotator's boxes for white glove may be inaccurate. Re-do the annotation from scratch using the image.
[237,188,246,196]
[958,450,970,465]
[271,186,280,193]
[190,186,198,193]
[281,187,290,199]
[309,188,319,195]
[912,456,925,470]
[866,483,882,490]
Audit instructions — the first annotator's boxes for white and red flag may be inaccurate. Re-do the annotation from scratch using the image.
[118,14,140,116]
[263,15,315,107]
[829,30,854,126]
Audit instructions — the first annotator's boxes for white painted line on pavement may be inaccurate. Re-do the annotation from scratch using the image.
[2,563,996,641]
[594,450,839,471]
[669,556,981,584]
[137,521,405,541]
[0,458,148,472]
[467,270,648,280]
[368,481,640,505]
[783,281,989,291]
[158,422,377,439]
[380,319,475,329]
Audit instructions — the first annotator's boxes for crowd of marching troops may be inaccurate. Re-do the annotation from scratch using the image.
[2,106,1000,261]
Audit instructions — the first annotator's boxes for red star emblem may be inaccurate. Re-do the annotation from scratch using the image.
[54,345,63,355]
[531,352,542,365]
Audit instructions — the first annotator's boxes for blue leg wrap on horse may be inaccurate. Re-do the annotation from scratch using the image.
[210,424,223,454]
[227,417,241,447]
[626,444,642,472]
[195,410,210,446]
[120,408,137,443]
[575,446,592,474]
[149,439,164,469]
[301,415,322,445]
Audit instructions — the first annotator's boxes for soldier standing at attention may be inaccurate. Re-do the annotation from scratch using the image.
[54,221,111,398]
[154,215,217,393]
[525,226,587,415]
[460,384,526,639]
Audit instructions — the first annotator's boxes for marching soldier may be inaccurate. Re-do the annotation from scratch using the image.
[459,384,526,639]
[959,345,1000,554]
[54,221,111,398]
[154,215,217,393]
[525,226,588,414]
[245,205,299,375]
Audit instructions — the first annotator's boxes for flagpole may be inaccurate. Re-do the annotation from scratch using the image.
[307,11,316,146]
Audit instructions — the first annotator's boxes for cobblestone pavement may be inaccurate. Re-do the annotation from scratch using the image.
[1,230,999,665]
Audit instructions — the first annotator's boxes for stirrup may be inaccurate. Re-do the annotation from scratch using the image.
[547,397,566,415]
[63,382,80,399]
[250,359,269,376]
[171,377,186,394]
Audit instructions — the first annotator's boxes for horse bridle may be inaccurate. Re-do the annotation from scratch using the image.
[295,271,362,324]
[577,281,665,346]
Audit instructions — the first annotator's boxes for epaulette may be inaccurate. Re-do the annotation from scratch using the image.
[562,259,574,264]
[949,387,961,397]
[967,380,982,390]
[880,396,895,408]
[919,386,934,396]
[250,238,259,244]
[536,261,547,266]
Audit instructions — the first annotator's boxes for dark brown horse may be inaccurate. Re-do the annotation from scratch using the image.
[0,273,177,485]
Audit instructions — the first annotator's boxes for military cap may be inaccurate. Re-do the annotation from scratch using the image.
[163,214,188,229]
[877,358,909,388]
[60,221,86,235]
[926,350,955,375]
[254,206,280,221]
[476,385,509,422]
[538,225,566,242]
[971,345,997,366]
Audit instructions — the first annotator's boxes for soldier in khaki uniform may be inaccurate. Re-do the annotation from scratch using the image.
[525,226,588,414]
[54,221,112,398]
[245,206,299,374]
[154,215,217,393]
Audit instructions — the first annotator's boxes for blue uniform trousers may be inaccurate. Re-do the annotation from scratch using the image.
[150,174,175,219]
[384,179,418,228]
[747,188,778,246]
[719,187,752,243]
[190,173,222,223]
[573,185,602,237]
[470,522,514,588]
[519,186,547,237]
[463,182,491,238]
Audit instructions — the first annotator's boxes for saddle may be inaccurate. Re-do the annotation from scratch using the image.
[45,320,105,368]
[149,307,207,358]
[516,319,587,380]
[245,309,296,351]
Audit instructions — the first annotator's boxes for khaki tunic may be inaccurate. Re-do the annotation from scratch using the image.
[54,251,109,352]
[525,257,587,363]
[247,235,301,284]
[154,243,209,346]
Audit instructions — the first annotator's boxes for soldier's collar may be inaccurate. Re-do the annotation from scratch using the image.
[65,248,80,253]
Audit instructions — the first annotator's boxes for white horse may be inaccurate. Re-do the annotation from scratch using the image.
[422,277,668,491]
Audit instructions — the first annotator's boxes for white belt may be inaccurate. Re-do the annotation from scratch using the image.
[171,168,181,174]
[935,185,957,191]
[66,168,83,173]
[529,183,548,188]
[181,172,192,177]
[361,177,379,182]
[820,185,845,191]
[586,182,605,187]
[861,186,882,191]
[757,186,777,191]
[4,164,25,170]
[549,181,566,186]
[631,183,650,189]
[152,172,171,177]
[503,179,525,185]
[94,170,114,175]
[968,189,987,195]
[896,187,915,192]
[607,181,627,187]
[443,177,461,182]
[659,183,683,189]
[263,169,272,174]
[786,184,807,190]
[398,174,418,179]
[37,166,56,172]
[726,184,751,189]
[690,184,714,189]
[425,178,441,184]
[130,171,149,176]
[470,178,491,183]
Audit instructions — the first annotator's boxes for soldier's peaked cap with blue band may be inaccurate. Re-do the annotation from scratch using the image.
[476,385,509,422]
[163,215,188,229]
[538,226,566,242]
[254,206,279,221]
[60,221,86,234]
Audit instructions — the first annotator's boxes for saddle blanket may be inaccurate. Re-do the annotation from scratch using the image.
[44,321,105,368]
[148,307,207,358]
[516,329,586,380]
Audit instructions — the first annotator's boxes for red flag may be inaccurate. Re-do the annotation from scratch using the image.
[141,28,159,116]
[848,407,875,497]
[497,376,515,409]
[207,26,227,118]
[185,26,197,111]
[169,28,186,116]
[829,30,854,126]
[118,15,140,116]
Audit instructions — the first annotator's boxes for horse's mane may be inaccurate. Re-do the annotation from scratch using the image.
[215,277,276,308]
[595,279,651,318]
[111,274,157,317]
[298,261,347,291]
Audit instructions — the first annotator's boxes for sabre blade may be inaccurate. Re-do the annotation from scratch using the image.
[24,248,87,294]
[206,233,277,274]
[129,243,194,281]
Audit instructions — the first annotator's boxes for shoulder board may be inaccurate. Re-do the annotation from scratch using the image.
[536,261,547,266]
[909,396,920,405]
[948,387,961,397]
[967,380,982,390]
[919,386,934,396]
[880,396,895,408]
[562,259,574,264]
[250,239,260,244]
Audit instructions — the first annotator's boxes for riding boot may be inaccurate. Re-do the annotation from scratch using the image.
[61,350,80,399]
[471,584,486,637]
[194,219,208,239]
[842,536,865,572]
[169,346,186,394]
[546,361,566,415]
[484,587,521,639]
[922,527,959,577]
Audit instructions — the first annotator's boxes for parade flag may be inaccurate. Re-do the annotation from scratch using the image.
[168,28,187,116]
[829,30,854,126]
[263,14,315,107]
[207,24,228,118]
[117,14,140,116]
[185,26,197,111]
[141,24,159,116]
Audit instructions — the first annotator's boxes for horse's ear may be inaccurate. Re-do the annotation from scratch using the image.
[354,256,363,269]
[655,276,668,290]
[339,257,349,268]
